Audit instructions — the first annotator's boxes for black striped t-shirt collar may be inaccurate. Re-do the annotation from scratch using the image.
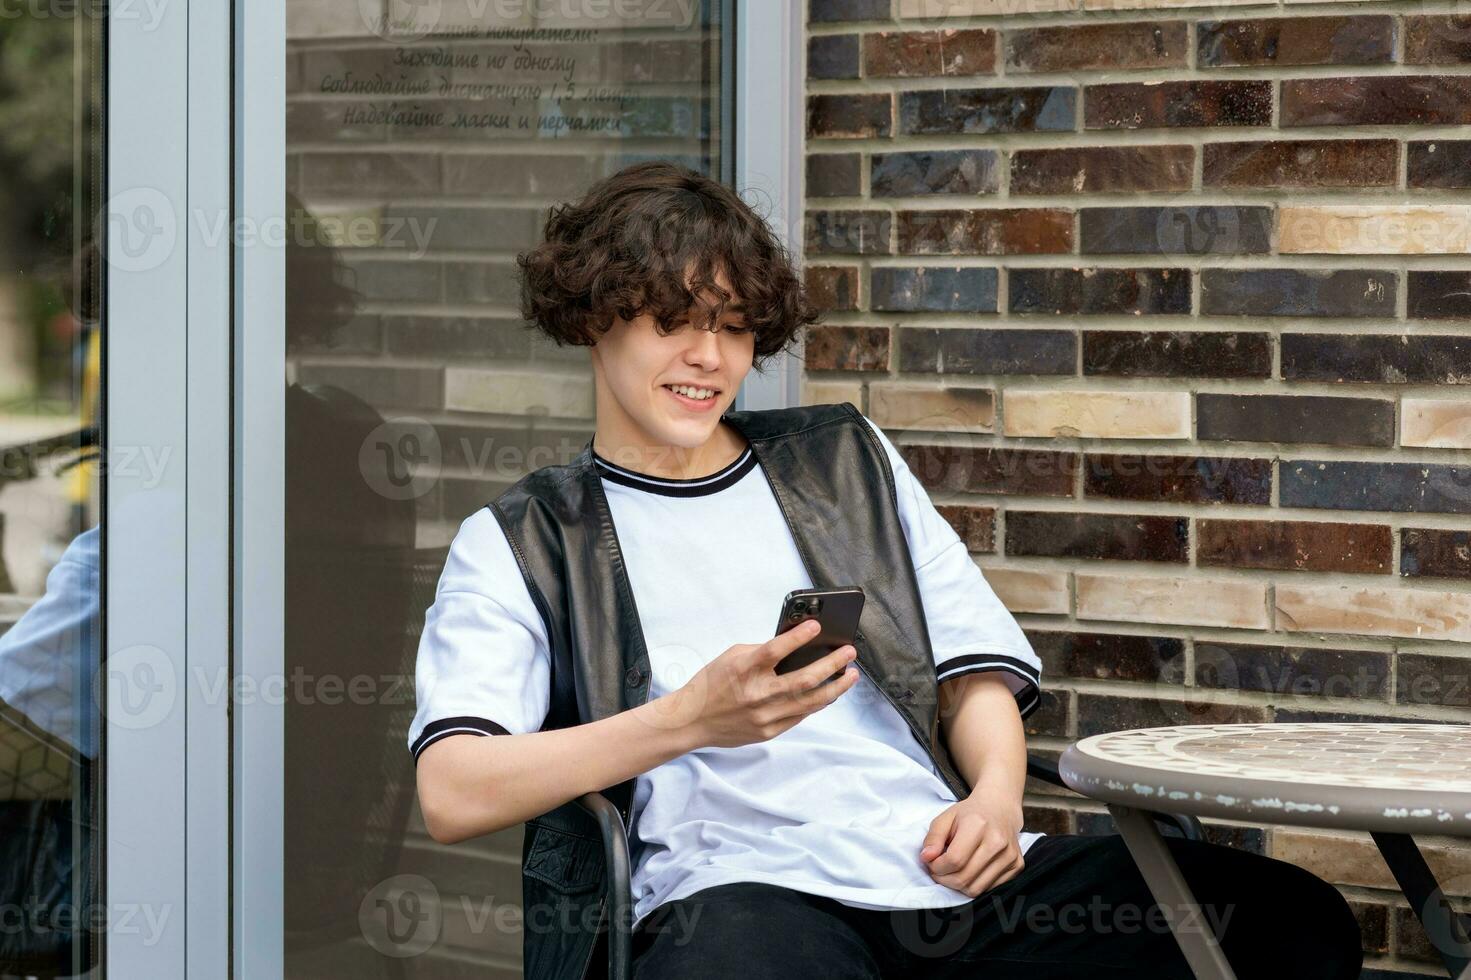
[592,444,758,497]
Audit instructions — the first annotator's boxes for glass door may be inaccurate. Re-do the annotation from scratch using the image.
[234,1,809,976]
[0,5,105,978]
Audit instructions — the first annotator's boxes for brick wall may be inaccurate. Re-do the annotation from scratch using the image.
[803,1,1470,975]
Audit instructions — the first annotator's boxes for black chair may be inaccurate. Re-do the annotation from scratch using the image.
[571,752,1206,980]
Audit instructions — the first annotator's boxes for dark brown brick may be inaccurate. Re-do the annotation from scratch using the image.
[872,150,1000,196]
[1025,630,1185,683]
[1272,705,1433,724]
[807,93,892,138]
[1197,393,1395,448]
[804,266,859,312]
[1396,652,1471,709]
[810,0,888,21]
[1005,21,1188,73]
[1078,693,1269,738]
[807,153,862,197]
[1280,460,1471,515]
[1080,206,1272,255]
[864,29,997,77]
[1282,76,1471,126]
[1193,641,1391,699]
[1408,271,1471,319]
[1009,268,1191,316]
[1007,511,1188,562]
[1197,16,1394,67]
[871,266,997,312]
[1351,902,1389,957]
[1023,690,1069,738]
[1201,268,1395,318]
[1021,805,1073,835]
[803,325,889,372]
[934,504,996,553]
[1197,519,1392,573]
[897,209,1073,255]
[1393,905,1451,965]
[898,86,1076,135]
[902,444,1077,497]
[808,34,859,80]
[1084,453,1272,505]
[1085,80,1272,129]
[804,210,892,255]
[1011,145,1193,195]
[1401,528,1471,579]
[1202,139,1397,188]
[1281,334,1471,385]
[897,327,1076,375]
[1083,331,1271,379]
[1407,140,1471,189]
[1403,15,1471,64]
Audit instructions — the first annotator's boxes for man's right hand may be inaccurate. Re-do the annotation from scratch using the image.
[665,619,861,749]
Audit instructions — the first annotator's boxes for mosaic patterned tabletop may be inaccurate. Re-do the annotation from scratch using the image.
[1059,722,1471,835]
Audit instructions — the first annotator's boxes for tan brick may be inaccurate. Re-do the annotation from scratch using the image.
[899,0,1074,16]
[979,564,1070,614]
[1275,584,1471,642]
[801,380,863,411]
[1273,830,1471,896]
[1082,0,1260,9]
[1401,398,1471,449]
[444,368,594,418]
[1003,390,1191,440]
[869,384,995,433]
[1077,573,1269,629]
[1280,206,1471,255]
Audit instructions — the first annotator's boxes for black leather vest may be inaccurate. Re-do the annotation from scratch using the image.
[486,401,973,980]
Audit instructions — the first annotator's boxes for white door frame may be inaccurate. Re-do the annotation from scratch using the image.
[106,0,232,974]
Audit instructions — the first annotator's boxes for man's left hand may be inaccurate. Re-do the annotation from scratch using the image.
[919,794,1025,897]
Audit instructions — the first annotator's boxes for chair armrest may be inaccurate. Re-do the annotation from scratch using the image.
[575,791,633,980]
[1026,752,1205,842]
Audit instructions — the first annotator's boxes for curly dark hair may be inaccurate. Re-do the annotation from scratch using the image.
[515,160,820,372]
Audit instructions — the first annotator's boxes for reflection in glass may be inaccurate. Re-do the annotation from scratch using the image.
[0,5,105,978]
[284,2,728,974]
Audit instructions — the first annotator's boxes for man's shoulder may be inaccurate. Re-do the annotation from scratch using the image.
[721,401,860,442]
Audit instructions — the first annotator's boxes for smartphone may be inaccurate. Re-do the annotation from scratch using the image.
[772,586,865,678]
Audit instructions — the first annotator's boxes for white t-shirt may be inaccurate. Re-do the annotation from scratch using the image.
[408,413,1044,929]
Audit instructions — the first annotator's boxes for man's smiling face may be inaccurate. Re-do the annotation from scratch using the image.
[589,262,755,469]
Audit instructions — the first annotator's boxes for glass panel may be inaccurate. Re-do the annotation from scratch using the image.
[282,3,729,974]
[0,4,105,978]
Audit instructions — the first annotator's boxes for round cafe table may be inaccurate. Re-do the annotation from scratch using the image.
[1058,722,1471,980]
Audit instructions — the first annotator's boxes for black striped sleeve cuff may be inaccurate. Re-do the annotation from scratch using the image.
[410,716,511,764]
[935,653,1042,721]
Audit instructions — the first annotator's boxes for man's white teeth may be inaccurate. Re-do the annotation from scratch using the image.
[668,385,715,400]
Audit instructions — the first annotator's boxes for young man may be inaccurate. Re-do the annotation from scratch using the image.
[409,162,1362,979]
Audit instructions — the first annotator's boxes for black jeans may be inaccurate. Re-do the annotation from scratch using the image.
[630,832,1363,979]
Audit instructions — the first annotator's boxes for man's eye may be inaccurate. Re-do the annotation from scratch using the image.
[725,323,752,334]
